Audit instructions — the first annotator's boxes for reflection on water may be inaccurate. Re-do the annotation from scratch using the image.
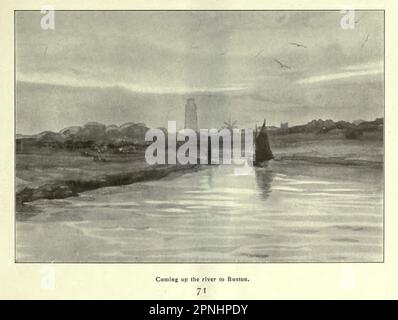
[255,168,274,200]
[16,161,383,262]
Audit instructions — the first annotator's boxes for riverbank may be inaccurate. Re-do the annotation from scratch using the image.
[16,151,199,211]
[16,136,383,211]
[274,156,383,168]
[271,135,383,165]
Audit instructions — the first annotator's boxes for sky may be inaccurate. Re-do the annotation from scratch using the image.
[16,11,384,134]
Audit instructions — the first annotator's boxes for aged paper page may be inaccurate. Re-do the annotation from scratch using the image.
[0,0,397,299]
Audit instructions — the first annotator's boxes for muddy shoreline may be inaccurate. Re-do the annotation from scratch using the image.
[16,164,199,211]
[276,155,383,168]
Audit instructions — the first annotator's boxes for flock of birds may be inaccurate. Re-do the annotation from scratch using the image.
[272,42,307,70]
[269,16,370,71]
[188,15,370,72]
[269,33,370,71]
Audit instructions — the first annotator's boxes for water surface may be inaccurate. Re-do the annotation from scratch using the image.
[16,161,383,262]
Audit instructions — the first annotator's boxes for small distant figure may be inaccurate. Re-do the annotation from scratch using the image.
[274,58,291,70]
[355,16,363,25]
[361,34,369,48]
[254,49,264,58]
[289,42,307,49]
[93,145,106,162]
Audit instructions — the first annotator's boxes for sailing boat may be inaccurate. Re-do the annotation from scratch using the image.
[254,119,274,167]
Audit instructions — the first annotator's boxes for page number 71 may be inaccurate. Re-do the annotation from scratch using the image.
[196,287,207,296]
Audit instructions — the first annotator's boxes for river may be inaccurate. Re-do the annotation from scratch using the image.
[16,160,383,262]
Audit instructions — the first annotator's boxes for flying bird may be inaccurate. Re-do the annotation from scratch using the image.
[355,17,363,24]
[254,49,265,58]
[274,58,291,70]
[289,42,307,49]
[361,34,369,48]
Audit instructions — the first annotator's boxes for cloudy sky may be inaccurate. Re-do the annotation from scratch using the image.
[16,11,384,134]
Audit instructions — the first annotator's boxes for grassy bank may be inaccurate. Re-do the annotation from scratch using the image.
[16,150,199,208]
[270,133,383,164]
[15,134,383,209]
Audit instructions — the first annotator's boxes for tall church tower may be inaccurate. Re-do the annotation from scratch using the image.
[184,98,198,131]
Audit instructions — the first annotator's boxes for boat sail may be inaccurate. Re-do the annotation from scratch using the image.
[254,119,274,166]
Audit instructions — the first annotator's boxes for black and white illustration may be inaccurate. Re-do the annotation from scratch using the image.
[15,10,384,262]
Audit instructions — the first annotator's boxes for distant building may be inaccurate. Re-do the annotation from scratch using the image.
[280,122,289,130]
[185,98,198,131]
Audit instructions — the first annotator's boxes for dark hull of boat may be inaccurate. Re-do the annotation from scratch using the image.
[253,159,272,168]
